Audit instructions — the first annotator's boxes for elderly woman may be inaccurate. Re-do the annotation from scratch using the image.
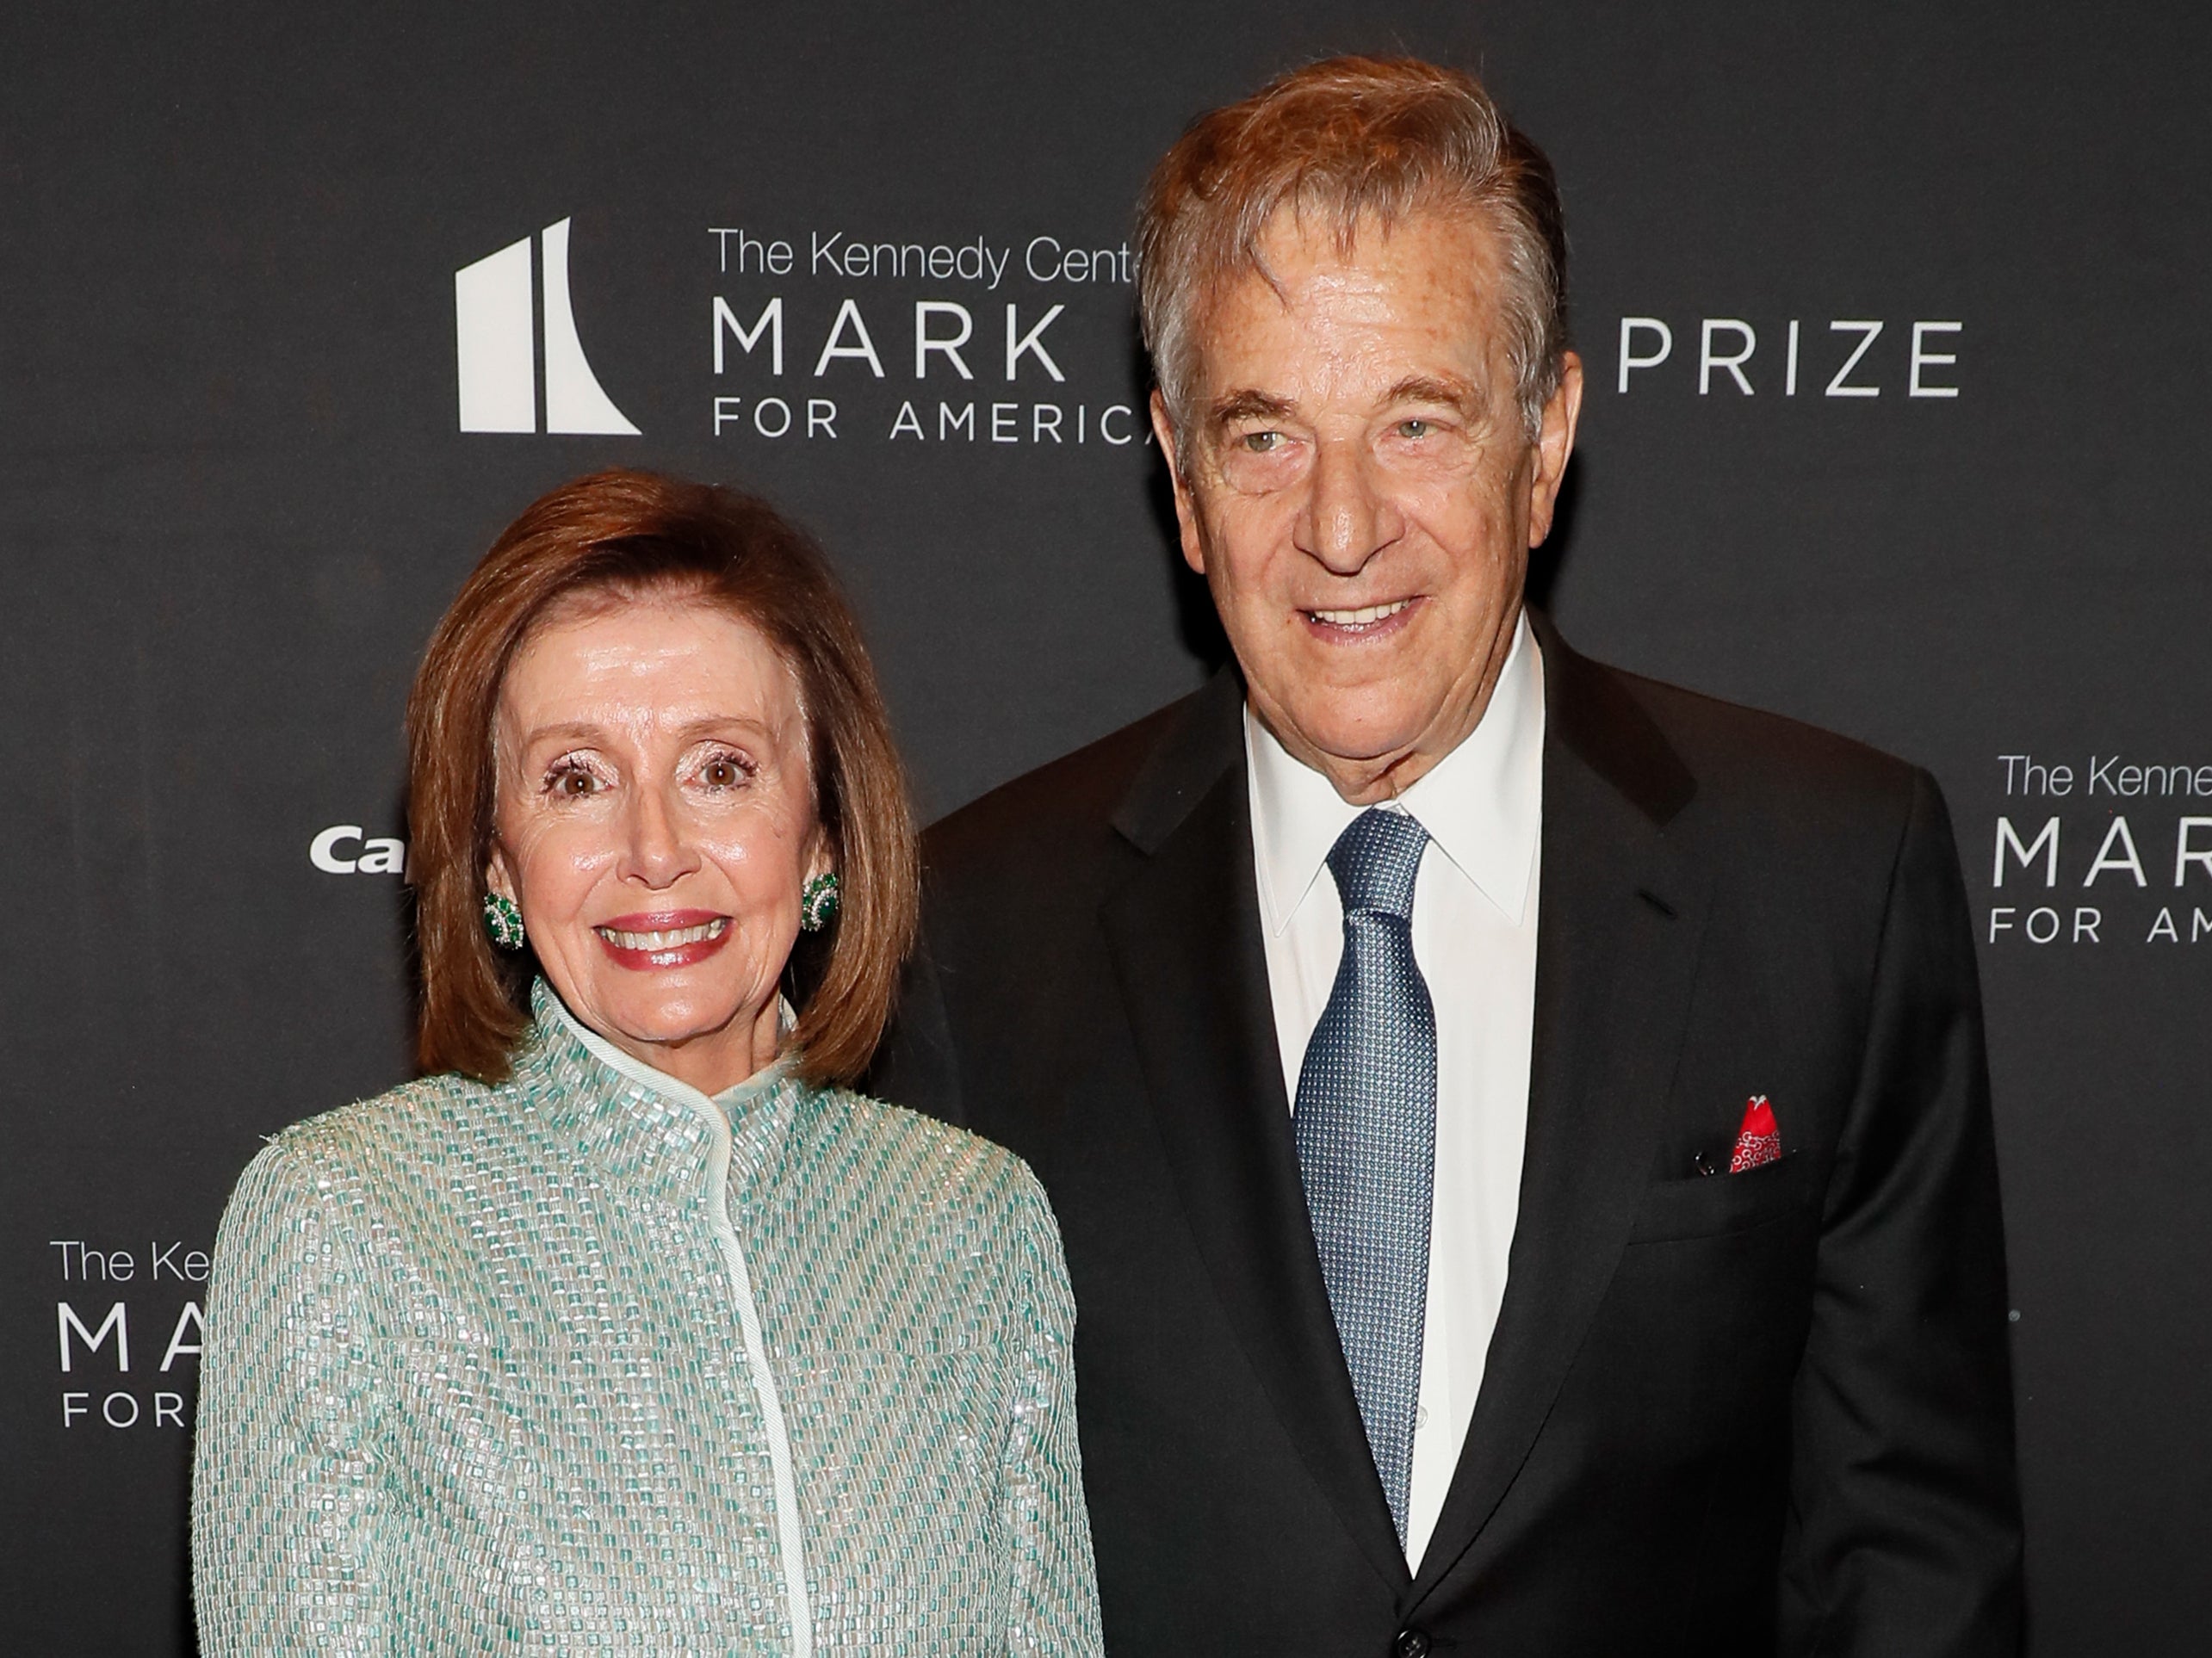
[192,469,1101,1654]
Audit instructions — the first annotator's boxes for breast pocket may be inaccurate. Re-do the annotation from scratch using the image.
[1626,1151,1823,1245]
[1577,1152,1828,1463]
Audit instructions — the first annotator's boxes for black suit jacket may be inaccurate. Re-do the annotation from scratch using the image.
[874,619,2023,1656]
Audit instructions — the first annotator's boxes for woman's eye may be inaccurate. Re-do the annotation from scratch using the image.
[551,768,597,797]
[702,757,743,788]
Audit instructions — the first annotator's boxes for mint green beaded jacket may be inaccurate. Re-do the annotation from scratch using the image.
[192,984,1103,1654]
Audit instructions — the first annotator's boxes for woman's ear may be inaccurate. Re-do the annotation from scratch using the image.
[485,845,518,904]
[804,825,835,886]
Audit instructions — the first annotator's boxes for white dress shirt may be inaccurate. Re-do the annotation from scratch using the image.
[1245,613,1544,1571]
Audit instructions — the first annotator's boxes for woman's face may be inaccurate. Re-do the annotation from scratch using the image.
[486,593,827,1093]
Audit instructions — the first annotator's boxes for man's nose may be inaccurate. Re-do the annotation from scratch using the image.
[1294,440,1404,576]
[620,782,702,888]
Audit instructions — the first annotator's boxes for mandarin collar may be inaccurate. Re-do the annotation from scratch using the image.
[510,979,809,1202]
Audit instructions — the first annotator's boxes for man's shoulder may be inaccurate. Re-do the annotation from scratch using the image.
[1590,652,1929,840]
[926,690,1198,880]
[922,641,1939,875]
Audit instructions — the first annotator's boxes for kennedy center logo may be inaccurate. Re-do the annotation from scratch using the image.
[455,217,639,435]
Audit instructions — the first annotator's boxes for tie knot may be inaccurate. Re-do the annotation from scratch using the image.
[1326,807,1429,919]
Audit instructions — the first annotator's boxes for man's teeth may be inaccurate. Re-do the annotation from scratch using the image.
[598,919,729,950]
[1310,599,1412,626]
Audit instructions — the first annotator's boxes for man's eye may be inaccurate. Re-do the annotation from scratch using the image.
[1242,430,1281,454]
[1397,418,1433,439]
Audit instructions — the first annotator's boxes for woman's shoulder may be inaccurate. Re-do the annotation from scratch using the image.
[809,1084,1054,1226]
[270,1070,503,1167]
[220,1072,512,1228]
[801,1086,1072,1314]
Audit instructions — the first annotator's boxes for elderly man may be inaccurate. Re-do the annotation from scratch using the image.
[878,56,2023,1656]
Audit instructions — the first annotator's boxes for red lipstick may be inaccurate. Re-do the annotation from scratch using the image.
[592,909,733,971]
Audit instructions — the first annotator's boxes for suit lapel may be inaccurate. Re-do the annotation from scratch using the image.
[1410,620,1712,1605]
[1101,670,1410,1595]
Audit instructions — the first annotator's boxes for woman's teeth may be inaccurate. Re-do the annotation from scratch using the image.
[597,919,729,950]
[1310,599,1412,626]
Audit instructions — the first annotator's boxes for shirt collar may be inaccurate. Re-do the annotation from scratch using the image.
[1246,610,1545,933]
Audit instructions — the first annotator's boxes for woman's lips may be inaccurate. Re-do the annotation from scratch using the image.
[592,911,733,970]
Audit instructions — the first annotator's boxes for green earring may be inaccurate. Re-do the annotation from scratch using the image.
[800,871,840,932]
[482,891,527,951]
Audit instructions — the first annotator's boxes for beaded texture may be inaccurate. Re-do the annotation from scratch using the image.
[192,982,1102,1653]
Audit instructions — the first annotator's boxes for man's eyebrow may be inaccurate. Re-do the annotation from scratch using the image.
[1381,374,1483,415]
[1208,389,1297,427]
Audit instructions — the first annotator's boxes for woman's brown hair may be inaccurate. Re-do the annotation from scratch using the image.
[406,467,918,1087]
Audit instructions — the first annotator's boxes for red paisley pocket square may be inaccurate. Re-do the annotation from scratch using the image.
[1728,1095,1782,1172]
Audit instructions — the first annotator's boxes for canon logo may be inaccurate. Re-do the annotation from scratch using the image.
[310,825,408,875]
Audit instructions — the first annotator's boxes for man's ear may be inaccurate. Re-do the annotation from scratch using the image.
[1150,390,1208,576]
[1526,350,1584,549]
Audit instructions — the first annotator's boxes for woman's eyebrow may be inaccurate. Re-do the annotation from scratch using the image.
[518,721,608,748]
[673,715,778,740]
[517,713,779,746]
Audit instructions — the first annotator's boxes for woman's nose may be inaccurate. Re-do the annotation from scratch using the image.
[620,783,702,887]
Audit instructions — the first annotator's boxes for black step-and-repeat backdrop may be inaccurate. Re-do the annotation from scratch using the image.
[4,3,2206,1649]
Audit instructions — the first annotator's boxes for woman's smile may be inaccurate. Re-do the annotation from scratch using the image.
[592,908,734,969]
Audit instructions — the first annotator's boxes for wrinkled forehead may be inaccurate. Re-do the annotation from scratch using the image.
[494,584,806,739]
[1191,202,1515,388]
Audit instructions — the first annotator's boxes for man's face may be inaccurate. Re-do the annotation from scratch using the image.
[1154,207,1583,802]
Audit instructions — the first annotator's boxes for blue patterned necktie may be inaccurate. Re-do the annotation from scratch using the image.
[1293,806,1438,1546]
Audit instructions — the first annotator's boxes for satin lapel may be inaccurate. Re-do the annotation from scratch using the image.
[1410,623,1712,1605]
[1101,676,1410,1595]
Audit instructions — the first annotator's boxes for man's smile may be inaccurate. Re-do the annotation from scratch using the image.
[1299,596,1422,638]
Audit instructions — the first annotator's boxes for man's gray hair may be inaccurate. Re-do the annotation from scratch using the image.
[1137,56,1570,467]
